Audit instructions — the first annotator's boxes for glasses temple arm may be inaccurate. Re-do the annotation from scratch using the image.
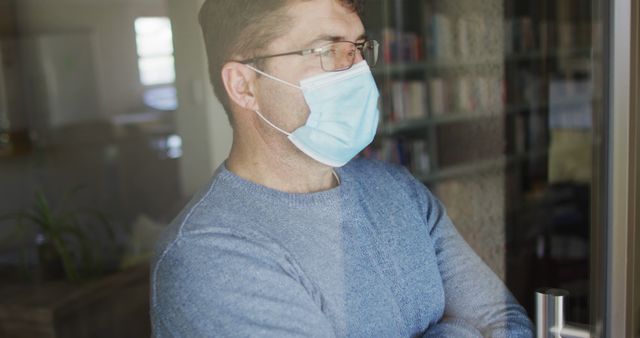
[239,48,317,64]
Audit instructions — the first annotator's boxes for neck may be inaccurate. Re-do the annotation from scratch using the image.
[226,128,339,194]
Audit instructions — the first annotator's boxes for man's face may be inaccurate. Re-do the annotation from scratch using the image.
[253,0,366,137]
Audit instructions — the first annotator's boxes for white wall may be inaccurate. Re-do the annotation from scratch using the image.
[16,0,168,117]
[167,0,232,196]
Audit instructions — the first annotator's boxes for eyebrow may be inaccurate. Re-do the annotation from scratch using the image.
[303,32,368,48]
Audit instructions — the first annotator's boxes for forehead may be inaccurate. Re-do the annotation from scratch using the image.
[280,0,365,48]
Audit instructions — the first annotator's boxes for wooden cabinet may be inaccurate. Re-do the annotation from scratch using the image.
[0,263,150,338]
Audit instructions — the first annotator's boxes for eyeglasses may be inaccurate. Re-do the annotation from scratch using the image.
[238,40,379,72]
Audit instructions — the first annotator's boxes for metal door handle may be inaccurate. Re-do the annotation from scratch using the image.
[535,288,591,338]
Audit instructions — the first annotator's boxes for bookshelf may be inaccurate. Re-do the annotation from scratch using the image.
[362,0,595,321]
[362,0,508,180]
[362,0,592,187]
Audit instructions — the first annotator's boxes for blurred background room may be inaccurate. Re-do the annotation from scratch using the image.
[0,0,232,336]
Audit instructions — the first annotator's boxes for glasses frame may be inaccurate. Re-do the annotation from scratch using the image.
[237,40,379,72]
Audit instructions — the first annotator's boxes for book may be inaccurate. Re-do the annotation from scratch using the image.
[390,80,427,121]
[429,14,453,60]
[362,138,431,176]
[429,77,446,115]
[381,28,423,63]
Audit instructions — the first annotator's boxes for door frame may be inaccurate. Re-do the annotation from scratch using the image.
[627,0,639,335]
[605,0,637,336]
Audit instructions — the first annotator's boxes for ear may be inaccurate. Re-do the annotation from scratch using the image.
[221,62,259,111]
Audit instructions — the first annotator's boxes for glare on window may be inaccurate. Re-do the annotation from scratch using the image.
[135,17,178,110]
[135,17,175,86]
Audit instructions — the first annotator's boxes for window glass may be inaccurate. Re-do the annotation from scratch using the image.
[134,17,177,110]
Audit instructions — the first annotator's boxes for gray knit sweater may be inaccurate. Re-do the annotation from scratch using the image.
[150,158,533,337]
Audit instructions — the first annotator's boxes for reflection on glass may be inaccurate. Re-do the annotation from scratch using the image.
[134,17,176,87]
[144,85,178,111]
[362,0,602,326]
[0,1,183,336]
[135,18,174,57]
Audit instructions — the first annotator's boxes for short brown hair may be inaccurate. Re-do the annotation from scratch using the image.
[198,0,364,124]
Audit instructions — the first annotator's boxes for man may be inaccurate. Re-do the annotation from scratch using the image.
[151,0,534,337]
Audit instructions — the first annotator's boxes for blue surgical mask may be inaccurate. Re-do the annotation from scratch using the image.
[247,60,380,167]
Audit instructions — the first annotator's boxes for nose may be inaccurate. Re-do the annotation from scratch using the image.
[354,49,365,64]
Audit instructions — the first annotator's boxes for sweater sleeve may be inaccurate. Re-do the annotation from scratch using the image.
[151,227,336,338]
[411,179,534,337]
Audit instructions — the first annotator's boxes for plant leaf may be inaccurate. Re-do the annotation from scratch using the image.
[51,236,79,282]
[34,191,57,232]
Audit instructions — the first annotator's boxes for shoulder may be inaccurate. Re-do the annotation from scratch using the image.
[150,221,304,311]
[151,172,224,259]
[346,157,445,229]
[345,157,435,201]
[150,173,297,303]
[347,156,407,175]
[152,190,289,277]
[152,165,268,257]
[153,225,290,280]
[149,224,325,337]
[346,157,415,186]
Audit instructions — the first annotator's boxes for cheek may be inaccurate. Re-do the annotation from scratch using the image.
[257,82,310,129]
[282,92,312,131]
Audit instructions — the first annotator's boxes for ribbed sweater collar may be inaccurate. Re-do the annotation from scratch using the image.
[214,162,347,208]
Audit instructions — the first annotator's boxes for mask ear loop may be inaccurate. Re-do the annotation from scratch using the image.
[332,170,340,184]
[245,65,300,136]
[253,109,292,136]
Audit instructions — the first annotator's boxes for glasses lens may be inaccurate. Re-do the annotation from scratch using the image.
[319,40,379,71]
[320,41,357,71]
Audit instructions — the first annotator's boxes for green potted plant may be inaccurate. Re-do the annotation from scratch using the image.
[0,187,119,282]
